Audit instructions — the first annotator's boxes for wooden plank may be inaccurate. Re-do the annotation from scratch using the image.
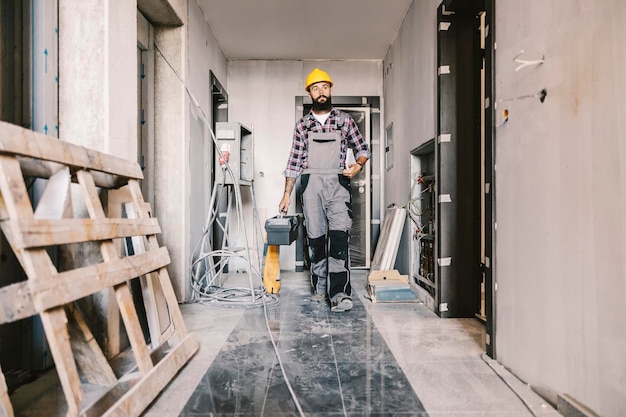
[124,202,171,348]
[0,281,36,325]
[0,364,14,417]
[66,304,117,386]
[14,218,161,249]
[0,157,80,416]
[0,156,58,284]
[16,157,130,189]
[0,132,197,416]
[103,187,128,356]
[77,170,153,376]
[33,247,171,311]
[127,180,189,336]
[111,283,154,375]
[0,121,143,181]
[367,269,409,283]
[39,307,83,417]
[96,333,198,417]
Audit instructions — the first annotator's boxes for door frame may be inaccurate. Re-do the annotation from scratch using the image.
[294,96,381,272]
[483,0,496,359]
[337,106,371,269]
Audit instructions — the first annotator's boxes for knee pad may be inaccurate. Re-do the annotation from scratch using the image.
[328,230,349,260]
[308,235,326,264]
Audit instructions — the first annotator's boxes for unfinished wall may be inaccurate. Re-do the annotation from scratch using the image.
[494,1,626,416]
[58,0,228,303]
[185,0,228,299]
[59,0,136,157]
[382,0,438,274]
[151,0,228,301]
[58,0,138,356]
[227,60,382,270]
[384,0,625,415]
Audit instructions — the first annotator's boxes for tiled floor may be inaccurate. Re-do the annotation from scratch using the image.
[142,271,561,417]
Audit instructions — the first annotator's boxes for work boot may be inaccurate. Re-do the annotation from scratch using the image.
[331,296,353,312]
[311,292,327,303]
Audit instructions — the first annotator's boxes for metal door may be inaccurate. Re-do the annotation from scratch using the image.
[338,107,371,269]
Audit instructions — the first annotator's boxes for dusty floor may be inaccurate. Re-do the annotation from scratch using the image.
[10,270,560,416]
[143,270,560,417]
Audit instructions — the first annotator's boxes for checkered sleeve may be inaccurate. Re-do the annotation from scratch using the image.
[345,114,371,161]
[283,118,307,178]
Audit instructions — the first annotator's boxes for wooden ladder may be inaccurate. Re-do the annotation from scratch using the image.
[0,121,198,417]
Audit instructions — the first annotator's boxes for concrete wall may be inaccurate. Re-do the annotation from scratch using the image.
[59,0,136,157]
[150,0,227,301]
[384,0,626,416]
[58,0,138,356]
[55,0,227,345]
[228,60,382,270]
[494,1,626,416]
[383,0,438,274]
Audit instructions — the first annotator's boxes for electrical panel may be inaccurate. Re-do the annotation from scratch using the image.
[409,139,437,312]
[214,122,254,185]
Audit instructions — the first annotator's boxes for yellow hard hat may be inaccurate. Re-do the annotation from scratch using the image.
[305,68,333,92]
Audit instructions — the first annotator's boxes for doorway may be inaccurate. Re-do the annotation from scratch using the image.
[337,107,371,269]
[295,96,381,272]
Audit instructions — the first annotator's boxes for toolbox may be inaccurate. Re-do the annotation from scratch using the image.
[265,215,300,245]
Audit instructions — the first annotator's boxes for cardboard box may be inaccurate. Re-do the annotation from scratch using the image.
[367,270,418,303]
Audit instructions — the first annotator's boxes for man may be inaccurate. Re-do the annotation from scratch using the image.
[279,68,371,312]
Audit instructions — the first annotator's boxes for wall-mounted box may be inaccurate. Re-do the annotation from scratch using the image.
[215,122,254,185]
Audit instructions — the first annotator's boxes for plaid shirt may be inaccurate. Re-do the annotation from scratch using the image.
[283,108,371,178]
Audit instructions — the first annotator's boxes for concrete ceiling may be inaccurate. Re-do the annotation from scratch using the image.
[196,0,414,60]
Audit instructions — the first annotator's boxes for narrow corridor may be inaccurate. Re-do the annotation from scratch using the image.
[143,272,560,417]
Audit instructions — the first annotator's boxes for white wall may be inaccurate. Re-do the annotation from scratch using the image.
[494,1,626,416]
[228,60,382,269]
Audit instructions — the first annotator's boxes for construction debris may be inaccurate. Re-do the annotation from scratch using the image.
[367,270,419,303]
[0,121,197,417]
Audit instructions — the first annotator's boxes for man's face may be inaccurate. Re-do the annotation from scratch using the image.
[309,82,332,111]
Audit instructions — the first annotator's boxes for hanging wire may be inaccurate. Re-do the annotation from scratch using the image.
[154,42,305,416]
[407,173,433,247]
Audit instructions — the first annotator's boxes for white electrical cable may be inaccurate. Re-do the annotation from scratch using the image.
[152,41,262,306]
[154,42,305,416]
[480,353,540,417]
[260,293,306,417]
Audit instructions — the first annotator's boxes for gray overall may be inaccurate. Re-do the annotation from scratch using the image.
[301,129,352,303]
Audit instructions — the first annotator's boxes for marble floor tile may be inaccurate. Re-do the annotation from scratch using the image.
[398,360,531,414]
[10,271,558,417]
[149,270,558,417]
[179,276,428,416]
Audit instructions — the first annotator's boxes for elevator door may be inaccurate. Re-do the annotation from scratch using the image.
[338,107,371,269]
[436,0,484,318]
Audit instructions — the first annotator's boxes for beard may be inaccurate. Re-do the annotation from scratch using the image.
[312,95,332,112]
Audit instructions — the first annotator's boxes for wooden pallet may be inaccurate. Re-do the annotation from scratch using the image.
[0,121,198,417]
